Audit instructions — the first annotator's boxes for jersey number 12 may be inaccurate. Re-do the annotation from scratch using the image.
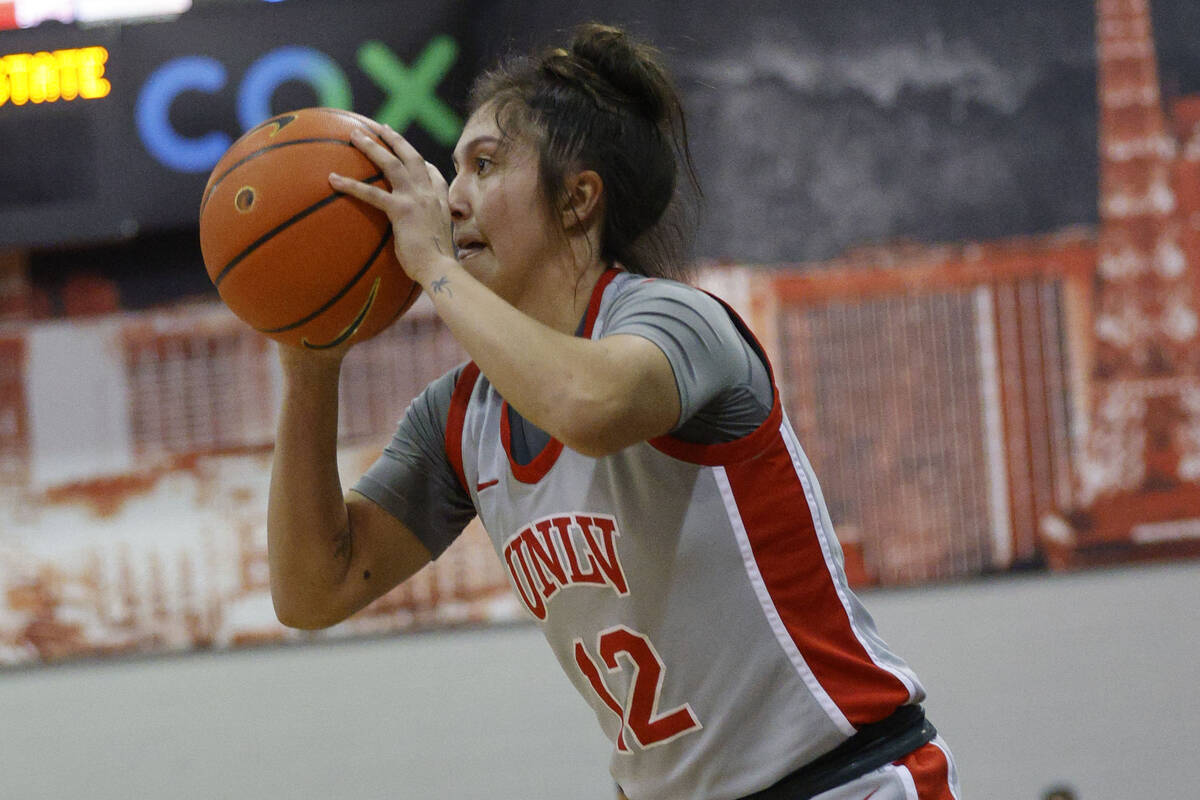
[573,625,702,752]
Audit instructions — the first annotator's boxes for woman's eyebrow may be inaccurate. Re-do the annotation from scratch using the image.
[451,135,502,170]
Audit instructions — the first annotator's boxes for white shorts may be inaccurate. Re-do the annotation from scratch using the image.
[811,736,961,800]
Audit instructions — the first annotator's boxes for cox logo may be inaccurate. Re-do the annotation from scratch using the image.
[135,36,460,173]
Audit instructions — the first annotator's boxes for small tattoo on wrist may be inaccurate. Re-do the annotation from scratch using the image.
[431,276,452,296]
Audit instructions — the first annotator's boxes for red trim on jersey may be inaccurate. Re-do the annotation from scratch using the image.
[499,267,621,484]
[722,434,912,727]
[895,741,957,799]
[445,362,481,494]
[649,394,783,465]
[581,266,622,337]
[648,290,784,466]
[500,404,565,483]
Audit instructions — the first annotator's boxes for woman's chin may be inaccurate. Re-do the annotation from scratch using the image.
[461,253,503,292]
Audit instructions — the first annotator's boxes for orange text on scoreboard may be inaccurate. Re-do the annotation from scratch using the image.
[0,47,111,107]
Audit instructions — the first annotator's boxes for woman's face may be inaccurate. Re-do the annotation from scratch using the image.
[447,106,562,304]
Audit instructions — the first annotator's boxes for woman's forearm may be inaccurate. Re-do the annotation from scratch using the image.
[416,257,678,455]
[267,351,354,627]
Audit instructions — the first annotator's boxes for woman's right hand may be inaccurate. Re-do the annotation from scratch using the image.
[328,122,456,288]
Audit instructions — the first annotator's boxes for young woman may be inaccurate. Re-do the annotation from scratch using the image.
[268,23,961,800]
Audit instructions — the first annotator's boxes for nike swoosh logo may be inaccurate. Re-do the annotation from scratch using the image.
[476,478,499,491]
[247,112,297,139]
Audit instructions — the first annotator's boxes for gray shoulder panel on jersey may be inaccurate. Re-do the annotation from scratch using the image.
[351,363,477,559]
[600,276,773,443]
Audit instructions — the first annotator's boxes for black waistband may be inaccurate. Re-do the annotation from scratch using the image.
[740,705,937,800]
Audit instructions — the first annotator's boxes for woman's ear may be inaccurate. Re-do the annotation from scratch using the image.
[561,169,604,231]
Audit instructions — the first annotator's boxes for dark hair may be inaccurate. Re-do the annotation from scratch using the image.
[469,23,700,281]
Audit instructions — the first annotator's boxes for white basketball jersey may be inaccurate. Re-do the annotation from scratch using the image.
[445,270,925,800]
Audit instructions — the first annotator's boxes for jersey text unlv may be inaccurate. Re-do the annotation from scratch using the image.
[502,513,629,620]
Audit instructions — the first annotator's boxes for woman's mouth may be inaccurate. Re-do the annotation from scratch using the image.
[454,238,487,261]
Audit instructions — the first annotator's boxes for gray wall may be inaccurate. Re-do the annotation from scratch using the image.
[2,561,1197,799]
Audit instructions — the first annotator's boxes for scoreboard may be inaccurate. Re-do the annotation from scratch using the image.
[0,46,112,104]
[0,0,479,248]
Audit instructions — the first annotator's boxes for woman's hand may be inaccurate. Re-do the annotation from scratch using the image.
[328,122,456,287]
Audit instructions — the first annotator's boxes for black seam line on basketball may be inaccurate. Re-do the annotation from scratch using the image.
[212,173,386,289]
[302,276,381,350]
[256,228,392,334]
[200,137,371,215]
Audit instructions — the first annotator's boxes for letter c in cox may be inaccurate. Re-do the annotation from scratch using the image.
[134,47,351,174]
[135,55,230,173]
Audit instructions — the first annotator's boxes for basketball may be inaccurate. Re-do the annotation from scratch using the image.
[198,107,420,350]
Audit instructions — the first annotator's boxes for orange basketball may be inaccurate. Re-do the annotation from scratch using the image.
[198,107,419,350]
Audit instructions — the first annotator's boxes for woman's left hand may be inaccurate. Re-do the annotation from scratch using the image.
[328,121,455,287]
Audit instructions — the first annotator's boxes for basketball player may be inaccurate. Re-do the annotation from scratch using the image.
[269,23,961,799]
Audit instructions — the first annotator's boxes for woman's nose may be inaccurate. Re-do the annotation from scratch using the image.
[447,175,469,221]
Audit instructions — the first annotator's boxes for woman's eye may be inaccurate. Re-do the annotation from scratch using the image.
[475,156,492,174]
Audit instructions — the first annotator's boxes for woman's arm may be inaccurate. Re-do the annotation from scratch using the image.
[421,258,679,457]
[267,346,431,629]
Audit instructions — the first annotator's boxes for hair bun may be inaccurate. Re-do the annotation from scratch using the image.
[567,23,670,124]
[468,21,700,282]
